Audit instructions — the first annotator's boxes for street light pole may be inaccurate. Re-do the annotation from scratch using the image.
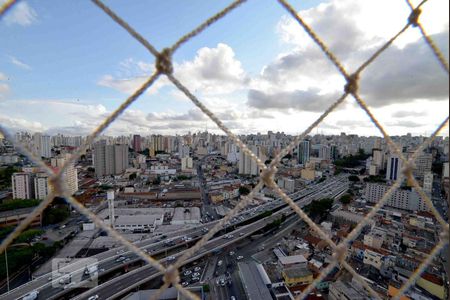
[5,248,9,292]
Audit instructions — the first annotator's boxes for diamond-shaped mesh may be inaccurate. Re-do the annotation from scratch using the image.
[0,0,448,299]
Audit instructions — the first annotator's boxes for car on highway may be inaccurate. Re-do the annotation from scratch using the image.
[22,290,39,300]
[217,260,223,266]
[239,232,245,236]
[229,251,235,256]
[87,296,99,300]
[167,256,176,261]
[115,256,126,262]
[236,255,244,260]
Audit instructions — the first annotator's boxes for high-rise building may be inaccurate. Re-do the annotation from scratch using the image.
[386,154,402,181]
[51,155,78,195]
[365,183,428,211]
[423,172,433,195]
[372,149,383,169]
[133,135,142,152]
[12,173,33,199]
[94,141,129,177]
[412,152,432,180]
[330,145,338,161]
[40,135,51,158]
[181,157,193,171]
[298,140,310,165]
[179,145,190,158]
[31,133,51,158]
[239,145,264,175]
[34,172,50,200]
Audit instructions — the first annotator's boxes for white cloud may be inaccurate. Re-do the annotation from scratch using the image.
[9,56,32,70]
[0,115,45,132]
[98,43,248,96]
[250,0,449,114]
[3,1,37,26]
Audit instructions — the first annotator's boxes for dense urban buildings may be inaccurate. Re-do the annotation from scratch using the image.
[0,131,448,300]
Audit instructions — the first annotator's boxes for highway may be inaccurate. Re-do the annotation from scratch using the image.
[74,175,348,300]
[1,174,348,300]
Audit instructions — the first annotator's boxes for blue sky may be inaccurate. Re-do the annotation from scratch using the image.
[0,0,448,136]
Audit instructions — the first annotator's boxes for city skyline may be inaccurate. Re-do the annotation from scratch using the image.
[0,0,448,137]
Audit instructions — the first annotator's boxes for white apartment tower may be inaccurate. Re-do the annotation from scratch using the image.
[12,173,33,199]
[94,141,129,177]
[34,173,50,200]
[51,155,79,195]
[239,145,264,176]
[181,156,193,171]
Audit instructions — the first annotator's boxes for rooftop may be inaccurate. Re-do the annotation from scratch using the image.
[278,255,307,265]
[282,267,312,278]
[238,262,273,300]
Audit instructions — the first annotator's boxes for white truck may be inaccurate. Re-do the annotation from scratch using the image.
[84,265,98,276]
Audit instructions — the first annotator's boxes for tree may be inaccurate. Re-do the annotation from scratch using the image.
[239,186,250,195]
[339,194,352,205]
[0,199,40,212]
[152,176,161,185]
[348,175,360,182]
[129,173,137,181]
[307,198,333,218]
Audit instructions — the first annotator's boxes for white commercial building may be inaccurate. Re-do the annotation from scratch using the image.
[115,215,160,233]
[365,183,428,211]
[386,154,402,181]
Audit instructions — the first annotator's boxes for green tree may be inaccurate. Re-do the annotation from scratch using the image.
[43,206,70,225]
[348,175,360,182]
[239,186,250,195]
[152,176,161,185]
[0,199,40,212]
[0,166,20,189]
[339,194,352,205]
[14,229,44,244]
[307,198,333,218]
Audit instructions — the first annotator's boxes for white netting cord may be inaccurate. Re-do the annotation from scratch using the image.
[0,0,447,299]
[174,180,265,268]
[404,0,450,74]
[167,74,268,172]
[59,71,161,176]
[169,0,247,53]
[392,236,448,300]
[0,0,17,16]
[341,261,382,300]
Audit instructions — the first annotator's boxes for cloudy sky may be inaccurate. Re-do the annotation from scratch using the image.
[0,0,448,137]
